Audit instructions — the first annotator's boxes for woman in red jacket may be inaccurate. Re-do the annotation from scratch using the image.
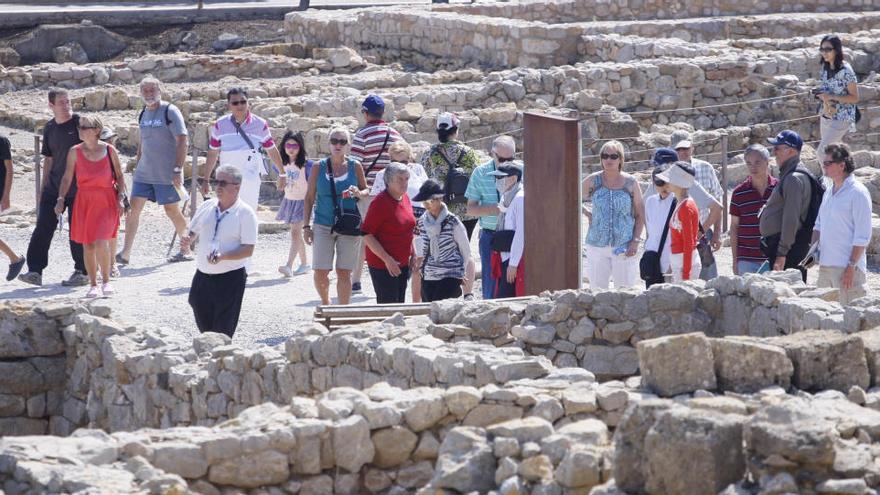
[654,162,700,282]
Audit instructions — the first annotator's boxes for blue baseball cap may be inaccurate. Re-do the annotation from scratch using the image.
[767,130,803,151]
[652,147,679,167]
[361,94,385,115]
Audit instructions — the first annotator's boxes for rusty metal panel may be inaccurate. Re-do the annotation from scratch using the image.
[522,112,582,295]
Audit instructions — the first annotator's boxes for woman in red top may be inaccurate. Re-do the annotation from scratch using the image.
[655,162,700,282]
[55,116,126,298]
[361,162,417,303]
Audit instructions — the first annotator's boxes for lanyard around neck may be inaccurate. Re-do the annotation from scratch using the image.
[212,207,230,243]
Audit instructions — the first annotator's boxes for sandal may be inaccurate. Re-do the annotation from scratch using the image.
[168,252,194,263]
[115,253,130,265]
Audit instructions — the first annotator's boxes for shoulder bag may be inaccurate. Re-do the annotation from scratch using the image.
[326,158,362,236]
[639,197,675,283]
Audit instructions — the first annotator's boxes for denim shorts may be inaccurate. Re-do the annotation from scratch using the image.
[131,181,181,205]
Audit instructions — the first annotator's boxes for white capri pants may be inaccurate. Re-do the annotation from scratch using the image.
[817,116,851,158]
[670,251,702,283]
[585,244,639,290]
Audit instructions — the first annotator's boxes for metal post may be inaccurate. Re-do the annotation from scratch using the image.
[33,134,41,206]
[197,0,204,9]
[721,134,728,233]
[522,112,582,294]
[190,148,199,219]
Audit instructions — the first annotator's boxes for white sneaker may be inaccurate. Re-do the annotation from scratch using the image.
[278,265,293,278]
[85,286,101,298]
[101,282,115,296]
[293,264,312,275]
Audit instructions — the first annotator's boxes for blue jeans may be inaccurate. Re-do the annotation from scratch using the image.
[737,260,765,275]
[479,229,496,299]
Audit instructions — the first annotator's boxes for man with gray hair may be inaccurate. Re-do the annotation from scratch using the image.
[671,129,723,279]
[117,76,191,266]
[729,144,778,275]
[181,165,257,338]
[466,135,517,299]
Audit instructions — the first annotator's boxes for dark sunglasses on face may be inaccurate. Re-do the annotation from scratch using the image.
[819,47,834,53]
[330,138,348,146]
[284,142,300,148]
[198,178,239,188]
[229,100,248,106]
[601,153,620,160]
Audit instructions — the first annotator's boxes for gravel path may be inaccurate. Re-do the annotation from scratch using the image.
[2,121,878,347]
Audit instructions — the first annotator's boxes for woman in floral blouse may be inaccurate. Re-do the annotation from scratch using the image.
[420,112,481,240]
[815,34,859,158]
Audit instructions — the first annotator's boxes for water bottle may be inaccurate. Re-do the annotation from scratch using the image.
[613,245,627,256]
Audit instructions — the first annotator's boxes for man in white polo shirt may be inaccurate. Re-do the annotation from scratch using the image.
[182,165,258,338]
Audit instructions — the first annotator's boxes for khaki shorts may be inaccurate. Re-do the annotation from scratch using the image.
[817,265,867,305]
[313,224,361,271]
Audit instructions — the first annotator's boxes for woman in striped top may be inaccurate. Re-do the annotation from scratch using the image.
[655,162,701,282]
[412,180,474,302]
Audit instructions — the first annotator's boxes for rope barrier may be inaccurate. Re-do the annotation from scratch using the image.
[576,91,812,120]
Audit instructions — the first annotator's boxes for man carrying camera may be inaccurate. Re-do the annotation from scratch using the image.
[181,165,257,338]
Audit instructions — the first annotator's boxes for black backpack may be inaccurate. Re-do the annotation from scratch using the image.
[778,166,825,232]
[137,103,176,126]
[431,145,470,204]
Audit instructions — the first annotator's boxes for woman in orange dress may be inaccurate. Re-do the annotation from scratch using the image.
[55,116,126,298]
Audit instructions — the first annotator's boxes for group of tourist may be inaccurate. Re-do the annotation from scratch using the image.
[0,34,868,338]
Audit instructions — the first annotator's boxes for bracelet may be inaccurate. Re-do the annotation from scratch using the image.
[303,225,312,230]
[56,197,64,202]
[173,167,183,173]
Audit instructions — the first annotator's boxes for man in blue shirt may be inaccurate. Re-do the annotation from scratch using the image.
[466,136,516,299]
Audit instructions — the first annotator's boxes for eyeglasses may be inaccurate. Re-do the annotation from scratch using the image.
[653,179,667,187]
[819,47,835,53]
[329,138,348,146]
[229,100,248,106]
[822,160,842,167]
[284,142,300,148]
[199,178,240,188]
[600,153,620,160]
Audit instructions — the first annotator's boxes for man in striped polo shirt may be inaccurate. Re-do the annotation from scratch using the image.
[730,144,777,275]
[350,94,401,293]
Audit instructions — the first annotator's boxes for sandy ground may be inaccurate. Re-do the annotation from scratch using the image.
[2,122,877,347]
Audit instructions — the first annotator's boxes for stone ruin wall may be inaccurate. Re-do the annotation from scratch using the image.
[6,268,880,493]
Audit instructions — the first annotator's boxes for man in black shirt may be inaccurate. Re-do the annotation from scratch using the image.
[0,134,11,212]
[18,88,88,286]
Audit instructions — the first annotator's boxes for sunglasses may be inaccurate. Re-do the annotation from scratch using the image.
[229,100,248,106]
[284,142,300,148]
[819,47,835,53]
[822,160,842,167]
[653,179,667,187]
[198,178,240,188]
[329,138,348,146]
[600,153,620,160]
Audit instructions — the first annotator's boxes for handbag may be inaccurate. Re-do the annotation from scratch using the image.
[697,224,716,268]
[326,158,362,236]
[491,230,515,252]
[640,197,676,282]
[106,146,130,213]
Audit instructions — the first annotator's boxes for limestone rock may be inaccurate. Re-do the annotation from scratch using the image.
[771,330,870,392]
[518,454,553,481]
[745,398,837,467]
[53,42,89,64]
[213,33,244,52]
[432,427,496,492]
[208,450,289,488]
[581,345,638,380]
[710,338,793,393]
[487,417,554,444]
[332,415,374,472]
[613,399,675,493]
[452,304,514,338]
[554,448,602,489]
[638,333,717,397]
[371,426,418,468]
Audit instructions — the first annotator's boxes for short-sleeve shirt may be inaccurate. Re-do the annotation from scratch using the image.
[465,159,502,231]
[350,120,402,187]
[729,176,778,262]
[420,141,480,220]
[135,102,188,185]
[361,190,416,269]
[821,62,859,123]
[0,136,10,204]
[188,198,258,275]
[41,115,81,199]
[209,113,275,152]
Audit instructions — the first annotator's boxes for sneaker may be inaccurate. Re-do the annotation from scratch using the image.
[85,285,101,298]
[101,282,115,296]
[109,265,121,279]
[61,270,89,287]
[6,256,26,281]
[293,264,312,275]
[168,251,194,263]
[463,293,475,301]
[278,265,293,278]
[18,270,41,286]
[351,282,362,294]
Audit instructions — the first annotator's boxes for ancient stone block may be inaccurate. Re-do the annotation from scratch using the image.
[772,330,870,392]
[637,333,717,397]
[710,338,793,393]
[432,427,496,492]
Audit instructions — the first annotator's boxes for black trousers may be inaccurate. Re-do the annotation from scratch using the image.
[26,195,86,275]
[188,268,247,337]
[369,266,410,304]
[462,218,478,241]
[495,259,516,298]
[421,277,462,302]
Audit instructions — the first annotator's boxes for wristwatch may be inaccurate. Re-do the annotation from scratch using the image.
[847,261,857,268]
[173,166,183,173]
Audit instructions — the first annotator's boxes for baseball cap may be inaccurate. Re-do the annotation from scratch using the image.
[99,126,117,141]
[488,164,523,181]
[651,147,679,167]
[766,130,803,151]
[361,94,385,115]
[412,179,445,202]
[670,130,692,150]
[436,112,460,130]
